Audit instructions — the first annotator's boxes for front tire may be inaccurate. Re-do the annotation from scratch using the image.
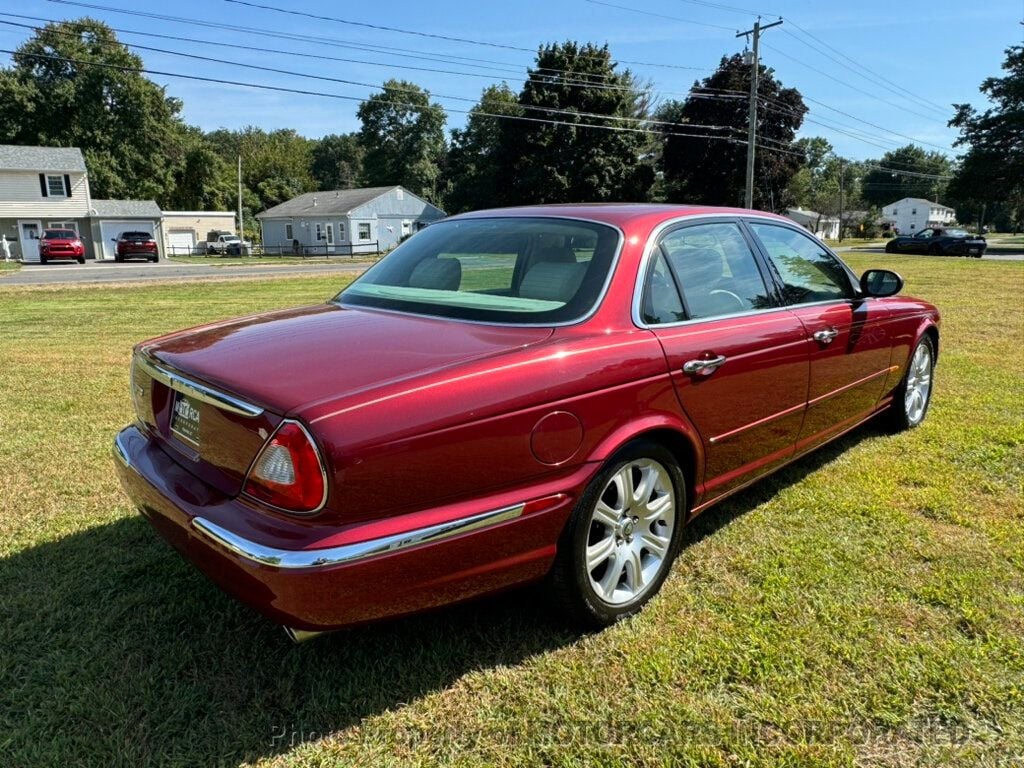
[885,241,897,253]
[76,256,85,264]
[887,336,935,431]
[548,441,685,628]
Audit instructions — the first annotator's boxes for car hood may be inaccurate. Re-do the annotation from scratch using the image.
[142,303,554,415]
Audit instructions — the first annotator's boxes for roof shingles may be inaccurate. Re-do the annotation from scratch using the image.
[0,144,87,172]
[257,187,397,219]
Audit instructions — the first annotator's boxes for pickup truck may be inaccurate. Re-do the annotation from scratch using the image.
[206,232,248,255]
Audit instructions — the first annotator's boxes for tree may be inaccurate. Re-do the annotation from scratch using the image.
[656,54,806,210]
[164,127,235,211]
[446,84,522,213]
[311,133,364,190]
[859,145,953,208]
[357,80,447,204]
[0,18,183,201]
[490,42,654,206]
[947,45,1024,231]
[787,138,866,236]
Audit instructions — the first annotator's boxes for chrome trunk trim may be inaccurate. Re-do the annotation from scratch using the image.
[135,354,264,418]
[191,502,526,570]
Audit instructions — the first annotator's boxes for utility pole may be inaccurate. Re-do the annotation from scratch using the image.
[737,17,783,209]
[237,155,244,244]
[838,158,844,243]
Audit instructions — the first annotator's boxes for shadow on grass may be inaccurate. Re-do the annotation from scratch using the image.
[1,420,886,767]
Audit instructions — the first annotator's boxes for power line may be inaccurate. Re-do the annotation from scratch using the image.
[220,0,710,72]
[583,0,737,31]
[1,47,785,148]
[0,18,752,136]
[761,41,954,126]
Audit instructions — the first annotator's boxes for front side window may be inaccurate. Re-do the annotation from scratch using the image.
[748,222,853,305]
[46,175,66,197]
[655,222,773,320]
[339,217,619,324]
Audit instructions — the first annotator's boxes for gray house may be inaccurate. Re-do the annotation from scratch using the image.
[256,186,446,255]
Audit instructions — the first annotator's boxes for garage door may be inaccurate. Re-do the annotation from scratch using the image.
[99,220,156,260]
[166,229,196,256]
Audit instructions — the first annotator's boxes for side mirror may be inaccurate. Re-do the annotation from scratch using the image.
[861,269,903,297]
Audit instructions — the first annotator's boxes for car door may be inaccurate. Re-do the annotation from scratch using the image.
[745,220,895,452]
[639,219,809,503]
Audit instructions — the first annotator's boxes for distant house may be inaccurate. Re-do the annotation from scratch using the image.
[90,199,162,260]
[256,186,446,255]
[0,143,240,262]
[162,210,238,255]
[784,207,839,240]
[881,197,955,234]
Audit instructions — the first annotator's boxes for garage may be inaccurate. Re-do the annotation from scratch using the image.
[99,220,156,260]
[166,229,196,256]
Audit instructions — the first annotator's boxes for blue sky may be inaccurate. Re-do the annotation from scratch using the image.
[1,0,1021,161]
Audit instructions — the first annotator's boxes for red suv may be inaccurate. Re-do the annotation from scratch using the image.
[39,229,85,264]
[114,231,159,263]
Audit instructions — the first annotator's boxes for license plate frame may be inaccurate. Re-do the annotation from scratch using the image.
[170,391,202,447]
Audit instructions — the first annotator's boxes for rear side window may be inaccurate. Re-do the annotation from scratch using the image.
[748,222,853,304]
[655,222,773,321]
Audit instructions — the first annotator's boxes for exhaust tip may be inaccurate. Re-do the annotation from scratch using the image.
[284,626,328,644]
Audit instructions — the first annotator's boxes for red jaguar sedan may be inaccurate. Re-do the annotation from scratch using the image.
[113,205,939,641]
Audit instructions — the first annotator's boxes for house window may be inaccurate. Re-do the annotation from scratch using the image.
[285,223,293,240]
[911,208,917,215]
[358,222,371,240]
[46,175,67,197]
[401,220,412,236]
[892,209,897,215]
[396,188,404,201]
[326,224,334,245]
[338,223,346,241]
[315,223,323,242]
[48,221,78,234]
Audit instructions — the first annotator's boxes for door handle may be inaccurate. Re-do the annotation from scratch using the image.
[683,355,727,376]
[812,327,839,344]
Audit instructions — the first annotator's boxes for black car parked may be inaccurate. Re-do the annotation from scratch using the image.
[885,227,986,257]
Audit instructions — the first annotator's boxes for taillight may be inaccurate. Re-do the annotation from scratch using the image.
[243,420,326,513]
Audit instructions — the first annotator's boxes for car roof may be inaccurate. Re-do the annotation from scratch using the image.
[447,203,793,229]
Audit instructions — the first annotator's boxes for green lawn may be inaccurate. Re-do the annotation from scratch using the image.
[1,256,1022,767]
[0,259,21,276]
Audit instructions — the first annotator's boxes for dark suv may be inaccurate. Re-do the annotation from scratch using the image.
[114,231,159,263]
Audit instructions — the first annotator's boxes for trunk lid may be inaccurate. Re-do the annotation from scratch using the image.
[134,304,553,496]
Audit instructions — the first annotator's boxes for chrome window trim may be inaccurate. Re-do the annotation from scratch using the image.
[134,354,264,418]
[239,418,330,516]
[631,211,792,330]
[334,214,626,329]
[191,502,526,570]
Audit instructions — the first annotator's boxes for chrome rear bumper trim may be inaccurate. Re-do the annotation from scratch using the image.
[191,502,526,570]
[135,354,264,418]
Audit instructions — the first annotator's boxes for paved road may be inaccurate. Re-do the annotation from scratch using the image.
[835,246,1024,261]
[0,259,372,286]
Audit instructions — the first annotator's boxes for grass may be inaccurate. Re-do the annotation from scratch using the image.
[1,255,1023,767]
[0,259,21,276]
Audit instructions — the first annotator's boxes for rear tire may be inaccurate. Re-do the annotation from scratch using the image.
[149,255,158,263]
[928,243,942,256]
[886,336,935,432]
[548,440,686,629]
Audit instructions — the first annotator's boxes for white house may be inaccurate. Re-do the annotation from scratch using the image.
[882,197,956,234]
[0,144,93,262]
[257,186,446,255]
[784,207,839,240]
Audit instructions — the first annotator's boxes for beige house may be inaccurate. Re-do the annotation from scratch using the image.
[162,210,237,255]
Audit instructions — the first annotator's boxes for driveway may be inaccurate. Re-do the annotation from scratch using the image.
[1,259,372,286]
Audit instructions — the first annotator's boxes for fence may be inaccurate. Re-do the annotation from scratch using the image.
[165,242,381,258]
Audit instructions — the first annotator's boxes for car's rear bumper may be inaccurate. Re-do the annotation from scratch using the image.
[112,425,582,631]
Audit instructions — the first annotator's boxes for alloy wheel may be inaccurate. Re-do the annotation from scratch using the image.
[904,343,933,425]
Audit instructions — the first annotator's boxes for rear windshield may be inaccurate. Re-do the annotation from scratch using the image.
[43,230,77,239]
[337,217,621,324]
[121,232,153,241]
[945,229,969,237]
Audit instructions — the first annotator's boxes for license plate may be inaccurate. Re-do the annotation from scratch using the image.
[171,392,201,446]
